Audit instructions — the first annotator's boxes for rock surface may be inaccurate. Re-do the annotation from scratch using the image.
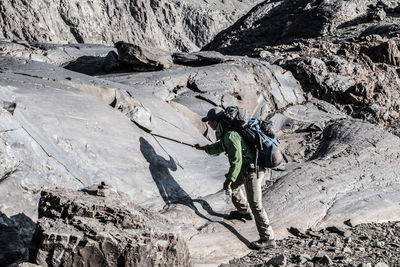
[0,0,262,52]
[29,185,189,267]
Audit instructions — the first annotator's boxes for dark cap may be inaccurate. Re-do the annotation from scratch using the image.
[201,107,224,122]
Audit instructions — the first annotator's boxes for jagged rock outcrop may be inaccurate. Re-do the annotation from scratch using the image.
[204,0,400,55]
[254,36,400,128]
[0,0,262,52]
[29,185,189,266]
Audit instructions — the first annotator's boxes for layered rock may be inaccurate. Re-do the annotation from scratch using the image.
[0,0,262,52]
[29,185,189,266]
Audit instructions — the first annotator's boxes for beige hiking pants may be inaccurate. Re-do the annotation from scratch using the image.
[231,169,274,241]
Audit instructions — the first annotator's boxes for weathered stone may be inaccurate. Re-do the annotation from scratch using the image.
[319,255,333,265]
[288,227,308,238]
[326,226,351,237]
[374,263,389,267]
[362,40,400,66]
[29,187,189,267]
[344,219,354,227]
[115,41,173,71]
[266,254,287,266]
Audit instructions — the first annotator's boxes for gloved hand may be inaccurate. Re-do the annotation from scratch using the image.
[194,144,204,150]
[223,179,232,190]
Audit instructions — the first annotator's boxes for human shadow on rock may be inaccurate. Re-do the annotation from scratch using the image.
[140,137,250,245]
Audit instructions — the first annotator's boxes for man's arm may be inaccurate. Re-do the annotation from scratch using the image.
[195,141,225,155]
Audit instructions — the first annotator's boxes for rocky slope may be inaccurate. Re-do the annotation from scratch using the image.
[222,221,400,266]
[0,0,262,52]
[204,0,400,55]
[1,0,400,266]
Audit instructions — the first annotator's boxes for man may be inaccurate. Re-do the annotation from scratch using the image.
[194,107,277,250]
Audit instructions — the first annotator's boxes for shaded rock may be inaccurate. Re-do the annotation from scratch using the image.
[63,56,107,76]
[172,51,231,66]
[362,39,400,66]
[29,187,189,267]
[0,213,36,266]
[374,263,389,267]
[288,227,308,238]
[361,22,400,37]
[103,51,120,72]
[319,255,333,265]
[115,41,173,71]
[344,219,354,227]
[326,226,351,237]
[266,254,286,266]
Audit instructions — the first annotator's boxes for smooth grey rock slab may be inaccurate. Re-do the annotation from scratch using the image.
[0,56,225,221]
[0,0,262,52]
[264,119,400,237]
[29,187,189,267]
[0,41,115,66]
[105,58,305,121]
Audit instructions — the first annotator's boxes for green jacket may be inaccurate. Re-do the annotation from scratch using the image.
[204,122,255,182]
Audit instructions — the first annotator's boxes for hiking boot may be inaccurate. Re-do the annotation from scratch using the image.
[248,239,277,250]
[226,211,253,221]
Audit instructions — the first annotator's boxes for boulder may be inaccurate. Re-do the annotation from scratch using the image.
[115,41,173,71]
[29,186,189,267]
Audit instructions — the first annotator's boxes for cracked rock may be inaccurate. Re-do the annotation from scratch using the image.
[29,186,189,267]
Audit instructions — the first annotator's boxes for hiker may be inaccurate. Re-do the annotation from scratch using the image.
[194,107,282,250]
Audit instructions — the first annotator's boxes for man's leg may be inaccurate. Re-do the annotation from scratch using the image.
[245,170,275,248]
[230,173,252,217]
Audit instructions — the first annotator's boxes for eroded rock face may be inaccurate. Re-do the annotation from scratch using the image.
[254,37,400,128]
[204,0,400,55]
[0,0,262,52]
[29,185,189,267]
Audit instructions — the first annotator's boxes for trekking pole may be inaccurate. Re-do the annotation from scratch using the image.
[151,133,195,148]
[132,121,195,148]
